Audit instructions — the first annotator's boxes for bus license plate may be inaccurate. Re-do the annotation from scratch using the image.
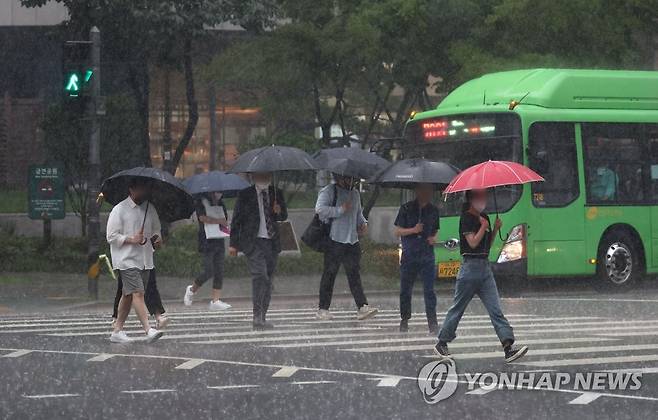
[438,261,460,278]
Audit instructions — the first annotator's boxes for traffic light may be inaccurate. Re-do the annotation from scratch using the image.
[62,40,93,98]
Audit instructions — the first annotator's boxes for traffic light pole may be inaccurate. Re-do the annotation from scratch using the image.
[86,27,101,300]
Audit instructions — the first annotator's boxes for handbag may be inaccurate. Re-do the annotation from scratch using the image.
[301,184,338,253]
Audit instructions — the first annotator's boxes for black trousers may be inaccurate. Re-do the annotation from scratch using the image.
[112,269,165,318]
[319,240,368,310]
[245,238,277,322]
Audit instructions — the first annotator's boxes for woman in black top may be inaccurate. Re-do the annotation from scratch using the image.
[434,189,529,363]
[183,192,232,310]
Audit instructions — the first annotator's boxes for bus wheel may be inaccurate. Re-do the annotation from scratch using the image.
[594,231,641,291]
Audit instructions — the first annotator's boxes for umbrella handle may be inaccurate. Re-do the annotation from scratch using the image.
[492,188,507,241]
[140,202,150,245]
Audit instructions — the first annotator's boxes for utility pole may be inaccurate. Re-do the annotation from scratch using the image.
[208,83,218,170]
[86,27,102,299]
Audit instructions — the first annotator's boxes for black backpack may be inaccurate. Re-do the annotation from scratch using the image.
[301,184,338,253]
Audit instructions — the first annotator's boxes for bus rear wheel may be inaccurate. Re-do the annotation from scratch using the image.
[594,230,642,291]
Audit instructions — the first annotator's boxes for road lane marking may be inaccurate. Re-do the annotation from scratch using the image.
[1,347,656,404]
[289,381,336,385]
[568,392,602,405]
[466,388,495,395]
[2,349,32,358]
[122,389,176,394]
[207,385,260,390]
[175,359,206,370]
[368,377,403,387]
[23,393,80,399]
[521,354,658,368]
[272,366,299,377]
[87,353,115,362]
[343,337,621,353]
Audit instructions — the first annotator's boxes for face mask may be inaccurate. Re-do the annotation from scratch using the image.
[472,200,486,213]
[255,181,270,190]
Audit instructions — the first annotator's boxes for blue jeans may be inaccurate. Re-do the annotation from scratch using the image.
[400,253,437,322]
[438,258,514,345]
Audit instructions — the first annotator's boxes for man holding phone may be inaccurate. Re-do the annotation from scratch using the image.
[106,177,164,343]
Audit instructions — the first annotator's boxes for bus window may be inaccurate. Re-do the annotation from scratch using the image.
[528,122,578,207]
[583,123,645,204]
[645,126,658,202]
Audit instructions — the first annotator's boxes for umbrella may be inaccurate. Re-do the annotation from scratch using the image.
[100,166,194,223]
[325,158,380,180]
[444,160,544,194]
[228,145,318,173]
[314,147,389,171]
[443,160,544,239]
[184,171,250,197]
[369,158,459,189]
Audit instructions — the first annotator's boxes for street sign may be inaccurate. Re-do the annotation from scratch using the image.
[28,165,65,220]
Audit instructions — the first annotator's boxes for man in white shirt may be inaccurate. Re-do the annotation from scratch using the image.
[106,178,164,343]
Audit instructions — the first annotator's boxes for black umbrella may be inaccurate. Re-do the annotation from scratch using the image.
[100,167,194,223]
[326,158,380,180]
[184,171,250,197]
[314,147,389,171]
[228,145,318,173]
[369,158,460,189]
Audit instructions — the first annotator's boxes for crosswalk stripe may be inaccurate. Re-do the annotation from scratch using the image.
[603,367,658,374]
[521,354,658,368]
[427,343,658,360]
[265,335,619,349]
[186,331,427,345]
[10,316,614,335]
[341,337,623,353]
[368,377,403,387]
[368,319,658,330]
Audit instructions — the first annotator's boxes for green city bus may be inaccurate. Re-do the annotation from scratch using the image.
[403,68,658,289]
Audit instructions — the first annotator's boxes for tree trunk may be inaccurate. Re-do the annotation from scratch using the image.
[168,39,199,174]
[128,60,152,167]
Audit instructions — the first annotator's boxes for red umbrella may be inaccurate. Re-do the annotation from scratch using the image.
[444,160,544,194]
[444,160,544,240]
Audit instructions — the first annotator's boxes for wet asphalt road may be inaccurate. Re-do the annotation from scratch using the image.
[1,281,658,420]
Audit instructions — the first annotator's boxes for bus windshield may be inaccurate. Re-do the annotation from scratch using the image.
[404,113,523,216]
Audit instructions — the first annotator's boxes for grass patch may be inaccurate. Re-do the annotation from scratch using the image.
[0,225,400,281]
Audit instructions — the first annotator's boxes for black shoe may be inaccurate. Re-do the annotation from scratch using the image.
[399,319,409,332]
[504,345,529,363]
[253,321,274,331]
[428,321,439,335]
[433,341,451,358]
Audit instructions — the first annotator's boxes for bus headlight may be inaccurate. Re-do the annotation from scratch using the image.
[497,224,526,263]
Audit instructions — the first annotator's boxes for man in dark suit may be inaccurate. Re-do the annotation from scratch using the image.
[229,172,288,330]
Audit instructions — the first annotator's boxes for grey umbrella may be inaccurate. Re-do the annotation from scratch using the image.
[184,171,250,197]
[100,166,194,223]
[326,158,380,180]
[228,145,318,173]
[314,147,389,172]
[369,158,460,189]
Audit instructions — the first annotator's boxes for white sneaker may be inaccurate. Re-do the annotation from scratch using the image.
[183,285,195,306]
[208,300,231,311]
[145,328,163,343]
[357,304,378,320]
[156,316,169,330]
[316,309,333,320]
[110,330,132,343]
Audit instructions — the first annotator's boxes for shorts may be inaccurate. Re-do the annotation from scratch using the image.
[118,268,149,296]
